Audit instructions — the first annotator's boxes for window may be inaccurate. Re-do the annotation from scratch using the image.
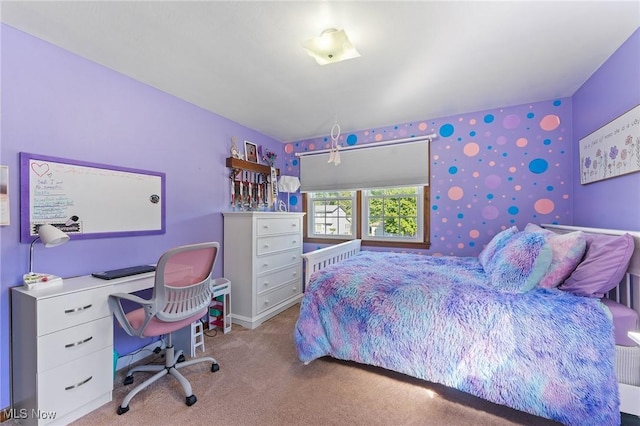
[304,186,430,249]
[306,191,356,239]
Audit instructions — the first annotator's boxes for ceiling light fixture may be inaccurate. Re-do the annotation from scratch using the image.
[303,28,360,65]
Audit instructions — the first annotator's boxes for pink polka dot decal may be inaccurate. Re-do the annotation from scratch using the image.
[463,143,480,157]
[448,186,464,200]
[534,198,555,214]
[284,144,294,154]
[418,122,427,131]
[540,115,560,131]
[516,138,528,148]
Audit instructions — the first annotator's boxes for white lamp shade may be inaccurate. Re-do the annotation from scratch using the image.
[38,224,70,247]
[278,176,301,193]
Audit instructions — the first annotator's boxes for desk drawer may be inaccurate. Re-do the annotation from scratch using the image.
[257,280,302,314]
[37,287,111,336]
[256,217,301,236]
[256,234,301,256]
[256,250,301,275]
[38,347,113,421]
[38,316,113,371]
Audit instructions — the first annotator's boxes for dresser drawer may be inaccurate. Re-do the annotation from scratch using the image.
[256,264,301,295]
[256,234,301,256]
[38,316,113,372]
[257,280,302,314]
[256,217,301,236]
[38,347,113,421]
[37,287,111,336]
[256,249,301,275]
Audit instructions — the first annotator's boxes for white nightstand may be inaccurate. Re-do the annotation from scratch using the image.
[629,331,640,346]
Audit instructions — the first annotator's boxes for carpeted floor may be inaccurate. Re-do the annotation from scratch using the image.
[60,304,636,426]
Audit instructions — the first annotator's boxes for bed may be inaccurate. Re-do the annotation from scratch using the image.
[295,224,640,425]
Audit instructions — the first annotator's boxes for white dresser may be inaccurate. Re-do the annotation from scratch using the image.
[11,281,116,425]
[223,212,305,329]
[10,272,157,425]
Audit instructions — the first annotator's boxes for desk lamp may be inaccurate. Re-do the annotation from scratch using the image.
[277,176,301,212]
[23,224,70,290]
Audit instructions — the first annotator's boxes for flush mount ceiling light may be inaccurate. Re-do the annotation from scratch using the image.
[303,28,360,65]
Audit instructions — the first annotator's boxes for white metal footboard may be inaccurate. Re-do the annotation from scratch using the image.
[543,224,640,417]
[302,239,361,289]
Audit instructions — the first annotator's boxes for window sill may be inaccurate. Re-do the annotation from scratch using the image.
[304,237,430,250]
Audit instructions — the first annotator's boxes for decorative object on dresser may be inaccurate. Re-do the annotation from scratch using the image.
[223,212,305,329]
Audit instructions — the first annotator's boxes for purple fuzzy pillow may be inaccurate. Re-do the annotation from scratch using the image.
[559,233,634,298]
[484,231,552,293]
[478,226,519,269]
[524,223,587,289]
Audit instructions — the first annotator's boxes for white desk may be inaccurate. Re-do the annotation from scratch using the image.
[11,272,155,425]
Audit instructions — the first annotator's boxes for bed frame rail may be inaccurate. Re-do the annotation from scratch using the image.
[543,224,640,417]
[302,239,361,289]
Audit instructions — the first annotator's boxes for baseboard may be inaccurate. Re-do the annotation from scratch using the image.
[115,340,166,372]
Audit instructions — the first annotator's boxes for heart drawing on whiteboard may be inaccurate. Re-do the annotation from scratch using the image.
[31,162,50,177]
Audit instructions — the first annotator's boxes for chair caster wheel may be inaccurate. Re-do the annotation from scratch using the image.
[117,405,129,415]
[123,375,134,385]
[186,394,197,406]
[177,354,186,363]
[211,363,220,372]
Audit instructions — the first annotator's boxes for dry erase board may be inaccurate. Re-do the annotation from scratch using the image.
[20,152,165,242]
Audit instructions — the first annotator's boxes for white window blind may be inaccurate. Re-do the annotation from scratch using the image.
[299,140,429,192]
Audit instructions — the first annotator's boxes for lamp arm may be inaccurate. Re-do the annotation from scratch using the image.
[28,237,40,275]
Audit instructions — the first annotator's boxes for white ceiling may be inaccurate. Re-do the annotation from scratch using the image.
[1,1,639,143]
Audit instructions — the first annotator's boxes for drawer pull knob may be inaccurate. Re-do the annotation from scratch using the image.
[263,244,269,249]
[292,240,297,244]
[65,336,93,348]
[264,300,269,305]
[263,225,269,229]
[263,263,269,267]
[65,304,92,314]
[263,281,269,286]
[293,272,297,276]
[65,375,92,391]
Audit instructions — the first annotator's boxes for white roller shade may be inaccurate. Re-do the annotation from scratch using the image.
[299,140,429,192]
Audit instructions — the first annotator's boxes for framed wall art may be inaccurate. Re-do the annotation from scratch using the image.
[579,104,640,184]
[244,140,258,163]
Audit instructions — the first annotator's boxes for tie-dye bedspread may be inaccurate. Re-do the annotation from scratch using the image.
[294,251,619,425]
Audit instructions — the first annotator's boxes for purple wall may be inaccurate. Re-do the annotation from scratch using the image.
[572,29,640,230]
[289,98,574,257]
[0,25,285,407]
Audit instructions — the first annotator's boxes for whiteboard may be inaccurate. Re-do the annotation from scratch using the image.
[20,152,165,242]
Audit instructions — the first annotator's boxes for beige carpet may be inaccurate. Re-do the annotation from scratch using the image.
[70,304,561,426]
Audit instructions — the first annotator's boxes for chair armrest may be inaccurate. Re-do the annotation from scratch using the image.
[108,292,156,338]
[629,331,640,346]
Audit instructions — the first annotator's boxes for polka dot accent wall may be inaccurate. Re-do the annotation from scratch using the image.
[284,98,572,256]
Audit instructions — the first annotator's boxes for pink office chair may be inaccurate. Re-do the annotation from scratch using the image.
[108,242,222,415]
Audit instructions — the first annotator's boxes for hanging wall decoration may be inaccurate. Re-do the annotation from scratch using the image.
[579,104,640,184]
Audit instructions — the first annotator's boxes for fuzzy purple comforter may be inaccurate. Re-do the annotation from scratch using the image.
[294,251,619,425]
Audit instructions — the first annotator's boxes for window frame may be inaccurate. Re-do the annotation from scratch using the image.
[303,186,431,249]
